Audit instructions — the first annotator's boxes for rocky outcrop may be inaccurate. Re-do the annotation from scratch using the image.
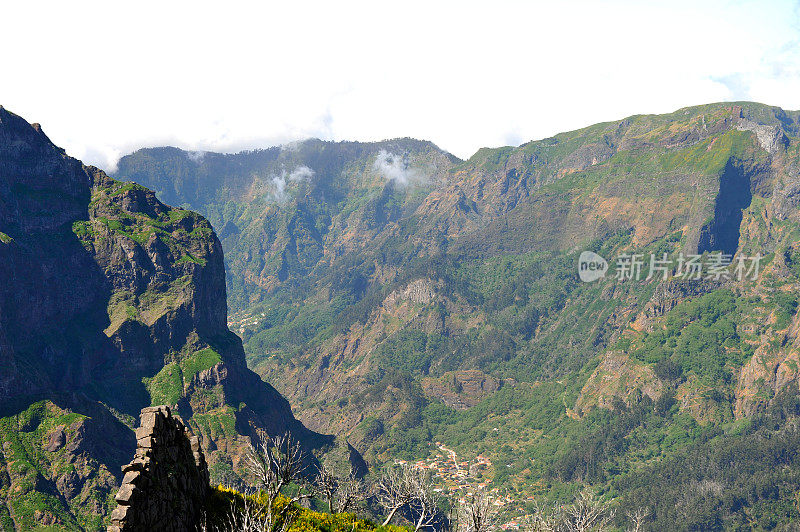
[109,406,209,532]
[633,278,724,331]
[736,117,788,155]
[575,352,664,415]
[421,370,503,410]
[385,278,437,305]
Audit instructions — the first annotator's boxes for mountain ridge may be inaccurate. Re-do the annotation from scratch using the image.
[112,101,800,528]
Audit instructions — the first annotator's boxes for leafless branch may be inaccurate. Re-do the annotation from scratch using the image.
[457,488,496,532]
[563,490,614,532]
[625,506,649,532]
[222,493,271,532]
[378,465,417,526]
[315,462,370,514]
[378,464,442,530]
[316,463,340,514]
[240,431,314,531]
[523,492,615,532]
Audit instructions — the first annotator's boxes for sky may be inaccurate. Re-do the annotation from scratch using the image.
[3,0,800,171]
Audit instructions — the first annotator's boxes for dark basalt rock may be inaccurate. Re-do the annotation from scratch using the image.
[109,406,209,532]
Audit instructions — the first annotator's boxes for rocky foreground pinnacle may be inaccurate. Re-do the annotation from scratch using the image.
[108,406,210,532]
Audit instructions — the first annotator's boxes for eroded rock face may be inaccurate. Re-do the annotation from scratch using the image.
[109,406,209,532]
[575,352,663,415]
[421,370,503,410]
[632,278,724,331]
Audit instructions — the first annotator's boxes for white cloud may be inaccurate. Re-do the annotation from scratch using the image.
[271,174,288,202]
[188,150,207,163]
[373,150,420,186]
[270,166,315,201]
[2,0,800,171]
[288,165,314,182]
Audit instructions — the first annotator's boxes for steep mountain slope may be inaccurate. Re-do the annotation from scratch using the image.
[120,139,457,309]
[117,102,800,528]
[0,107,338,530]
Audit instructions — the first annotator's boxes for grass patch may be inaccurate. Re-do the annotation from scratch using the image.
[144,348,223,406]
[180,348,222,376]
[143,362,183,406]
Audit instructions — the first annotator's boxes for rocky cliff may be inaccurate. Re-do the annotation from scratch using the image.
[0,106,337,530]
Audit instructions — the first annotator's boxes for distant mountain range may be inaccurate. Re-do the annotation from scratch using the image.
[115,102,800,529]
[2,100,800,529]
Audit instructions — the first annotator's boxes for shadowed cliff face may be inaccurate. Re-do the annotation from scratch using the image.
[0,107,339,530]
[697,159,755,255]
[0,107,111,398]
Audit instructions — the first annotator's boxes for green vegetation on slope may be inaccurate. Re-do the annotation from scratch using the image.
[143,348,222,406]
[0,402,116,531]
[629,290,754,386]
[113,102,800,529]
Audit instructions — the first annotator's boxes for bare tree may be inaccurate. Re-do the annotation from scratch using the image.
[221,492,271,532]
[378,464,442,530]
[625,507,649,532]
[334,470,370,514]
[408,471,440,532]
[447,501,460,532]
[198,488,289,532]
[378,465,417,526]
[316,463,340,514]
[457,488,496,532]
[524,492,615,532]
[242,431,314,531]
[315,463,369,514]
[525,501,564,532]
[563,490,614,532]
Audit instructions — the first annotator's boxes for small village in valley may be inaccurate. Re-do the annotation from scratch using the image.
[396,443,535,530]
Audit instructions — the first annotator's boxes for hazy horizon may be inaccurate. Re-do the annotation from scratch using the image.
[4,0,800,172]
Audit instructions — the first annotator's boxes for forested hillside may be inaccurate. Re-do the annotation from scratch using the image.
[116,102,800,529]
